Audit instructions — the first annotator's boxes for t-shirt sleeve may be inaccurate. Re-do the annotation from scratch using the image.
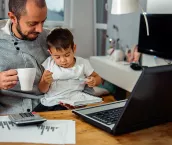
[42,57,51,71]
[83,59,94,76]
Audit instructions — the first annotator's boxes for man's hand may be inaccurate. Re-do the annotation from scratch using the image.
[42,70,53,84]
[85,76,96,87]
[0,70,18,90]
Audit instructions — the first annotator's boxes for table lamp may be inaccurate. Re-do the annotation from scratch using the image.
[111,0,149,36]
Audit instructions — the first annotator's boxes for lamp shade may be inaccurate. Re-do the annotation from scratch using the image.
[111,0,139,15]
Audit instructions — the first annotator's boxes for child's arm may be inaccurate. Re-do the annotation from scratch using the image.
[86,71,102,87]
[38,70,53,93]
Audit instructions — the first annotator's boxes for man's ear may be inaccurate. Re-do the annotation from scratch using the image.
[73,44,77,54]
[8,12,17,24]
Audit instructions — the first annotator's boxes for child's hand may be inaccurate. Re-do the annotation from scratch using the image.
[42,70,53,84]
[85,76,96,87]
[59,102,86,110]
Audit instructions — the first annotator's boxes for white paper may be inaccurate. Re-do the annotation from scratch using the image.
[59,93,102,106]
[0,116,75,144]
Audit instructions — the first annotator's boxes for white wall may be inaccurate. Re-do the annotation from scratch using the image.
[72,0,94,58]
[147,0,172,13]
[107,0,147,51]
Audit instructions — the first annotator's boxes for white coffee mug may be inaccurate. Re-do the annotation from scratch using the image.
[17,68,36,91]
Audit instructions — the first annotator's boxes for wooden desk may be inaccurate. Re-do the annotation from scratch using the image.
[1,110,172,145]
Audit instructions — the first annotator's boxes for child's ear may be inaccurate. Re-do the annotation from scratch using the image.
[73,44,77,53]
[47,49,52,55]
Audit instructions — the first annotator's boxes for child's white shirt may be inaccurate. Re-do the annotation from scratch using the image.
[40,56,94,106]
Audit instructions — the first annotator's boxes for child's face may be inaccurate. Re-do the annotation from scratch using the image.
[49,45,76,68]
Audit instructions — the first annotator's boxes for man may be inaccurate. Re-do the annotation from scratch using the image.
[0,0,49,114]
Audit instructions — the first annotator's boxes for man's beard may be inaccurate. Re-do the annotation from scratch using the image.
[16,22,40,41]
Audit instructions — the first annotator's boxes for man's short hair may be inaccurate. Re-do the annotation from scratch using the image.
[47,28,74,51]
[9,0,46,19]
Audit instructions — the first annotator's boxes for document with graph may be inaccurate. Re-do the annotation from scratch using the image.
[0,116,75,144]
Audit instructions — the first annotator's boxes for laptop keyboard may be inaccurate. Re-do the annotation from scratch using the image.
[87,107,124,125]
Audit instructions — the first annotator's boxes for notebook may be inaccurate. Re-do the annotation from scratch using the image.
[72,65,172,135]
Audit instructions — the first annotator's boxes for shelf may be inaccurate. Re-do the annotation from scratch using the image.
[90,56,142,92]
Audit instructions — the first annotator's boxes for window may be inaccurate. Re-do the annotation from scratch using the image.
[94,0,108,56]
[44,0,72,28]
[46,0,64,21]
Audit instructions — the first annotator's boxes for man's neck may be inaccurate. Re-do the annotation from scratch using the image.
[11,24,22,39]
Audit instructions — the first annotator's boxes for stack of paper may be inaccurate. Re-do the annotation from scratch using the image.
[59,93,102,106]
[0,116,75,144]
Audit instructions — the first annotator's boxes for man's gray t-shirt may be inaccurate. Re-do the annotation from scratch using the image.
[0,20,50,114]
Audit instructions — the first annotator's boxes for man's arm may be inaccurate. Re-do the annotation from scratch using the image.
[0,70,18,90]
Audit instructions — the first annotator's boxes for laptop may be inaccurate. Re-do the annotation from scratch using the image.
[72,65,172,135]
